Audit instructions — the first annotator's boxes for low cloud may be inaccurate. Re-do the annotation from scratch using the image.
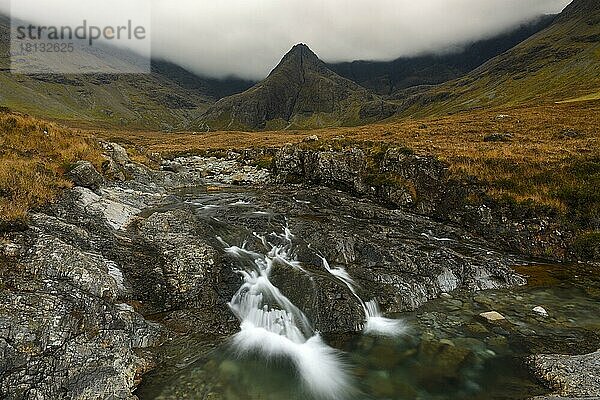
[2,0,572,79]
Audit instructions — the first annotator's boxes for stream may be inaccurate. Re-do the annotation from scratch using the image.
[134,182,600,400]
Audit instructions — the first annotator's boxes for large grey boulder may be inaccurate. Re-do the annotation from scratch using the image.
[68,160,104,190]
[0,230,163,400]
[529,350,600,398]
[0,156,238,399]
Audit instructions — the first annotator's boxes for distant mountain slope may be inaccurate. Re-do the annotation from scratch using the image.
[0,15,257,130]
[151,60,255,100]
[199,44,396,130]
[328,15,555,95]
[397,0,600,116]
[0,15,214,130]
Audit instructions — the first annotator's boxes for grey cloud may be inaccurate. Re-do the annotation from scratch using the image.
[2,0,572,79]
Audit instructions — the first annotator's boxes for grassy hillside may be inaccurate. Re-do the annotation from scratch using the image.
[329,15,555,95]
[0,15,214,131]
[0,111,103,228]
[396,0,600,116]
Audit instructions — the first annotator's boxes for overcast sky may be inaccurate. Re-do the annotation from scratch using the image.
[2,0,572,79]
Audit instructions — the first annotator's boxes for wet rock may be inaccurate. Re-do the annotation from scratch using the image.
[0,228,164,399]
[161,160,185,173]
[529,350,600,398]
[73,187,140,230]
[365,371,396,397]
[479,311,506,322]
[173,156,270,185]
[134,208,223,310]
[466,323,489,334]
[533,306,550,317]
[0,156,248,399]
[268,144,572,261]
[492,326,510,336]
[68,160,104,190]
[369,344,403,369]
[445,300,463,312]
[473,294,496,307]
[417,339,473,380]
[486,336,508,352]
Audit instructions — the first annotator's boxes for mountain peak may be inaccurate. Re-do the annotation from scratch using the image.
[279,43,321,67]
[291,43,310,51]
[557,0,599,22]
[200,42,394,130]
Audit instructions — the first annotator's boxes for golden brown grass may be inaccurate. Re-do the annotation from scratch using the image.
[3,100,596,232]
[94,101,599,215]
[0,112,103,227]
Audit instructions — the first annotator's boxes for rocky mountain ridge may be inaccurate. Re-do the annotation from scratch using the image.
[199,44,397,130]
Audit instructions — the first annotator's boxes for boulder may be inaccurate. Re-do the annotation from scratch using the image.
[529,350,600,398]
[533,306,549,317]
[483,133,513,142]
[479,311,507,322]
[107,142,131,165]
[68,160,104,190]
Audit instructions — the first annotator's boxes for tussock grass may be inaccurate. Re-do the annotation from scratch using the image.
[96,101,599,232]
[0,112,102,228]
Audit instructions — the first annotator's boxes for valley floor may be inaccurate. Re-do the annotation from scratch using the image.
[93,100,600,261]
[2,101,598,261]
[96,101,599,210]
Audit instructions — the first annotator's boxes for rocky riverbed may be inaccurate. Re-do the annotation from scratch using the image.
[0,145,598,399]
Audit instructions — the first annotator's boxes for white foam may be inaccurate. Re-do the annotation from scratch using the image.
[225,228,355,399]
[232,323,353,400]
[231,200,252,206]
[363,300,407,337]
[364,317,408,337]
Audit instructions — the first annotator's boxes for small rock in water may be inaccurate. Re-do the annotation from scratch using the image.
[533,306,549,317]
[466,323,489,334]
[439,339,455,347]
[479,311,506,322]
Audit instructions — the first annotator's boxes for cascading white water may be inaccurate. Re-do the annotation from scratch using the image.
[319,257,407,337]
[363,299,408,337]
[221,231,353,400]
[222,226,406,399]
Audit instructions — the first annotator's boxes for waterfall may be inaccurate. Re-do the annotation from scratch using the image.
[319,256,407,337]
[221,226,406,399]
[222,231,353,399]
[363,299,408,337]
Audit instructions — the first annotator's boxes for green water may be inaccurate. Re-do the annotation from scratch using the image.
[137,263,600,400]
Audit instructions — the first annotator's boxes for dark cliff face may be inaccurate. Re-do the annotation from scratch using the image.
[198,44,396,130]
[328,15,556,95]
